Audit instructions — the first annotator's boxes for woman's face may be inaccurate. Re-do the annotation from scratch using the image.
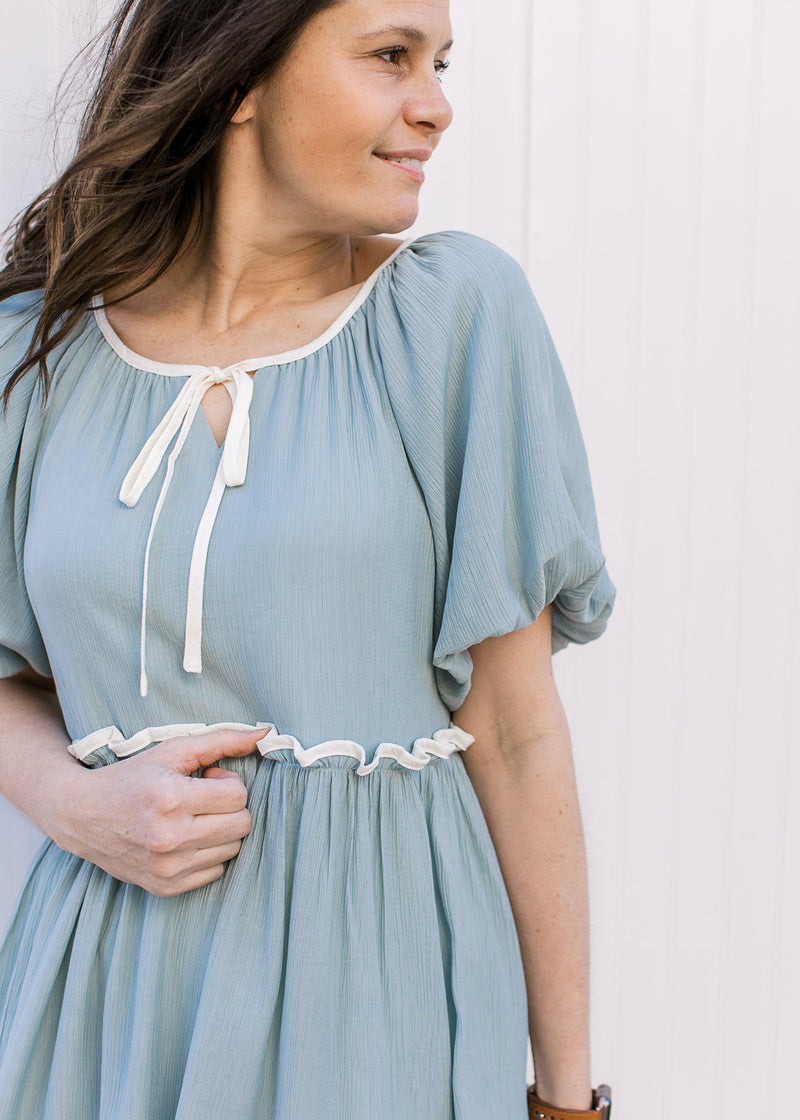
[231,0,454,237]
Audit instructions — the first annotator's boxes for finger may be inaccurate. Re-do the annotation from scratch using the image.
[181,808,253,848]
[156,727,268,776]
[151,841,245,896]
[180,840,244,873]
[201,767,239,780]
[150,865,226,898]
[146,838,246,893]
[184,772,251,815]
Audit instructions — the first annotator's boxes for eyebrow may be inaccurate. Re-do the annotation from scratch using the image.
[355,25,454,51]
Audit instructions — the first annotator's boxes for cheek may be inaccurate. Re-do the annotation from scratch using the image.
[290,76,395,161]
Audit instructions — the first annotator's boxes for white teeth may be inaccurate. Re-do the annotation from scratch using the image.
[378,156,424,169]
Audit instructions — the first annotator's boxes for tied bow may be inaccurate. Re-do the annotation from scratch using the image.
[119,364,255,697]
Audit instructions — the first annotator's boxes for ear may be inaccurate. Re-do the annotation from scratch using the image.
[230,89,259,125]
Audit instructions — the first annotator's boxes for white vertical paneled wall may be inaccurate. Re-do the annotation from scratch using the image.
[1,2,798,1117]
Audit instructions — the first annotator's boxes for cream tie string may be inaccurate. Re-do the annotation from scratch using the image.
[119,364,254,697]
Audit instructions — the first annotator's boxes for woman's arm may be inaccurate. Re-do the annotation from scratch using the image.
[452,605,593,1112]
[0,668,262,895]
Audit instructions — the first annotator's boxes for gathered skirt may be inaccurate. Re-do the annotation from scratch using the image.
[0,747,529,1120]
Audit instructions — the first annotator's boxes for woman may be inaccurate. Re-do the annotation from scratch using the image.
[0,0,616,1116]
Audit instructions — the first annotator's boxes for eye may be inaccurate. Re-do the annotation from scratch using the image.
[375,46,452,80]
[375,45,408,66]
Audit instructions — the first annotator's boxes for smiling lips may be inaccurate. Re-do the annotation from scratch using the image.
[374,152,428,181]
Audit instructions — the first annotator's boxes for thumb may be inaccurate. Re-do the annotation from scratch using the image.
[156,726,268,776]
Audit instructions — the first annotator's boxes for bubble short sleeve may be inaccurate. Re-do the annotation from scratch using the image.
[0,292,52,679]
[376,231,617,712]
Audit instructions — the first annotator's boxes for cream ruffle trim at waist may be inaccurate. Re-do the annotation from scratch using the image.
[68,722,475,776]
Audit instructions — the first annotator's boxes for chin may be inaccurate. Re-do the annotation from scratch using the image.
[356,202,420,236]
[384,212,419,233]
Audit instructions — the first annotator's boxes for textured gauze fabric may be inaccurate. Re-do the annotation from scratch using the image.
[0,230,616,1120]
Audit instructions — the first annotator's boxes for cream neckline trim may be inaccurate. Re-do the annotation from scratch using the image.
[90,235,418,376]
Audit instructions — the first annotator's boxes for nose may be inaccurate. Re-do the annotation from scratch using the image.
[404,71,454,137]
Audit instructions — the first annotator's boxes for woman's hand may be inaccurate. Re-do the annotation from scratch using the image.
[50,726,264,897]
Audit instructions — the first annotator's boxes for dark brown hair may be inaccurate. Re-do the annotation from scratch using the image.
[0,0,342,409]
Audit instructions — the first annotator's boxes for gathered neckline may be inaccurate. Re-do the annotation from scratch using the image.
[90,234,419,377]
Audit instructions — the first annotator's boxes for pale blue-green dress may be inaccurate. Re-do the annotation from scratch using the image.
[0,230,616,1119]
